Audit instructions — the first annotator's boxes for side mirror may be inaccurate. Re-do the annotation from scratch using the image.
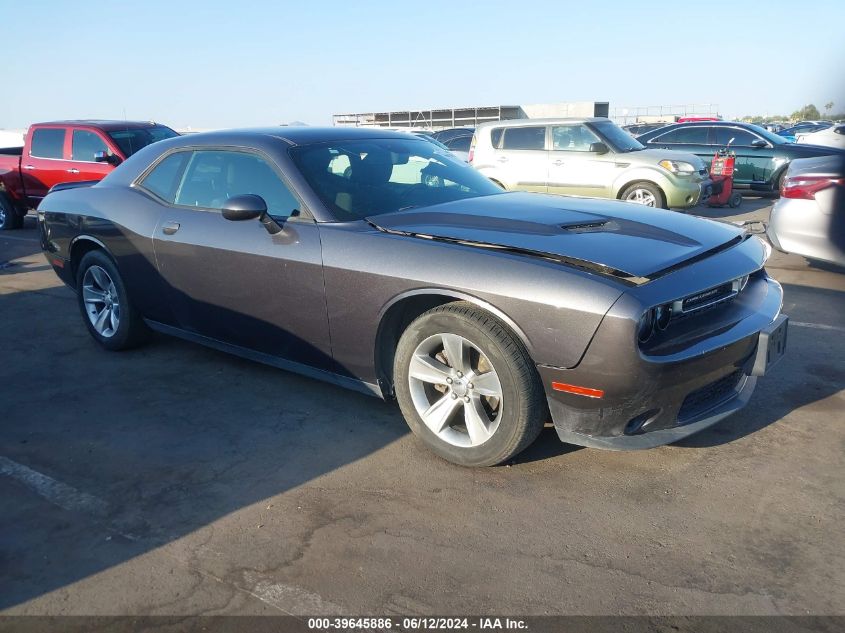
[94,151,122,166]
[589,142,609,154]
[751,139,768,148]
[222,194,267,221]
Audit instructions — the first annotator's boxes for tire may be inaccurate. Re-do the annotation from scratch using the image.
[620,182,666,209]
[75,250,149,351]
[393,302,546,467]
[729,192,742,208]
[0,195,23,231]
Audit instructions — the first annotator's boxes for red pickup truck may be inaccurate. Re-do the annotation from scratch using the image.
[0,120,177,229]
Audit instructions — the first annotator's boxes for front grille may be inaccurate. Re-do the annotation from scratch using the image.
[682,282,734,312]
[670,274,750,321]
[678,369,745,423]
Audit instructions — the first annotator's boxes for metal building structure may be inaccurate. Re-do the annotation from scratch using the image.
[332,102,612,130]
[610,104,721,125]
[333,105,523,130]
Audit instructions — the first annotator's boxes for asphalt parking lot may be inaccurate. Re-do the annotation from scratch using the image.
[1,198,843,616]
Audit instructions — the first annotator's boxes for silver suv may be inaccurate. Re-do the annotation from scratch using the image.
[470,118,711,209]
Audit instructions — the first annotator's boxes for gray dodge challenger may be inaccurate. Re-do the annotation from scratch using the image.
[38,127,788,466]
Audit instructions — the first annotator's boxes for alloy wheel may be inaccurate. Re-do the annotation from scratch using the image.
[408,333,503,447]
[625,188,657,206]
[82,265,120,338]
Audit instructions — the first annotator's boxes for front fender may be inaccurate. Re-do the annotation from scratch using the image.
[611,165,677,198]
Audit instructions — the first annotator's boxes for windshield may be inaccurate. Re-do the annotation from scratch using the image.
[107,125,179,157]
[591,120,645,152]
[745,123,788,145]
[289,138,503,220]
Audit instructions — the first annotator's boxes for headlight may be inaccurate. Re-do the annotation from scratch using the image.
[658,159,696,174]
[638,309,656,343]
[638,303,673,342]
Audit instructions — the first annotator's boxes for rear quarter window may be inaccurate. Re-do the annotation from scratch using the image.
[30,128,66,159]
[139,152,191,203]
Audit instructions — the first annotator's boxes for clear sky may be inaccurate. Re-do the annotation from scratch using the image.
[2,0,843,130]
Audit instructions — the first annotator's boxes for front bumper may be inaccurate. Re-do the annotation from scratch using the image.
[540,273,785,450]
[665,177,712,209]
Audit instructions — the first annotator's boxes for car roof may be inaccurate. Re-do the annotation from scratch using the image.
[476,117,611,129]
[34,120,167,131]
[162,126,429,147]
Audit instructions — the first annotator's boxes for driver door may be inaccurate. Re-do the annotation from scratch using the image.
[547,124,615,198]
[147,148,334,371]
[713,127,775,187]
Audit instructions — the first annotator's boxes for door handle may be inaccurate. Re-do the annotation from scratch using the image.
[67,168,80,174]
[161,221,180,235]
[552,160,565,166]
[496,156,509,162]
[23,164,36,170]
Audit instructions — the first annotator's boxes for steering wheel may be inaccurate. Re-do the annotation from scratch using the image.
[398,183,428,205]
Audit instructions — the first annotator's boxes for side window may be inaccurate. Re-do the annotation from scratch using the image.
[139,152,191,203]
[714,128,758,146]
[501,126,546,150]
[653,127,709,144]
[175,150,300,219]
[490,128,504,148]
[552,125,601,151]
[71,130,109,162]
[30,128,66,159]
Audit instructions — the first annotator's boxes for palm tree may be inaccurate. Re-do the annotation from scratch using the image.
[825,102,834,116]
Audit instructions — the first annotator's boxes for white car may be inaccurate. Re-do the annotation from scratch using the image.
[795,124,845,149]
[768,155,845,267]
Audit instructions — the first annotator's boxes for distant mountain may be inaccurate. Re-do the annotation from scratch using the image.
[282,121,309,126]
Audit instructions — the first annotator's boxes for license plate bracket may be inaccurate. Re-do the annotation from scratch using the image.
[751,314,788,376]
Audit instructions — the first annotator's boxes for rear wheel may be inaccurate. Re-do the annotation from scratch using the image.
[729,192,742,208]
[393,302,546,467]
[621,182,666,209]
[0,195,22,230]
[75,250,149,351]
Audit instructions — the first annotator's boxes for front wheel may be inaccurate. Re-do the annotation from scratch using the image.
[75,250,149,351]
[620,182,666,209]
[393,302,546,467]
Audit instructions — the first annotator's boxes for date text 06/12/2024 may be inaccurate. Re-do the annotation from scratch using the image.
[307,617,528,630]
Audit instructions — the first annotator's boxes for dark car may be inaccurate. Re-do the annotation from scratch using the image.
[777,122,833,142]
[621,122,671,137]
[38,128,787,466]
[431,127,475,144]
[637,121,845,192]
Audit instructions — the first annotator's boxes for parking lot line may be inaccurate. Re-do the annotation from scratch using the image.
[0,456,109,518]
[0,234,40,242]
[791,321,845,333]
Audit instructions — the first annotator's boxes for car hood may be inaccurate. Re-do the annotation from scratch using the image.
[784,142,845,156]
[367,192,747,285]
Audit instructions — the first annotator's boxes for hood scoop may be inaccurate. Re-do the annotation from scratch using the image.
[562,220,614,233]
